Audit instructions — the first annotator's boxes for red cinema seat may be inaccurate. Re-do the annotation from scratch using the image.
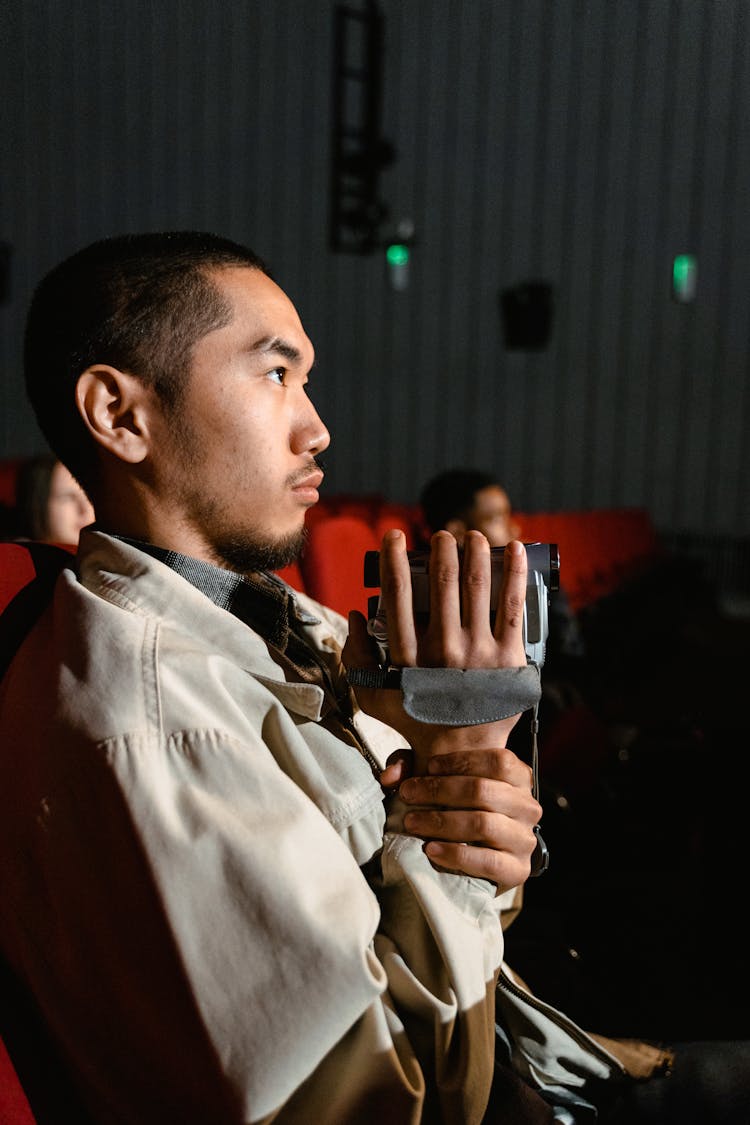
[0,543,39,614]
[0,1034,36,1124]
[1,544,95,1122]
[300,515,379,618]
[0,459,25,509]
[373,503,420,549]
[0,541,77,614]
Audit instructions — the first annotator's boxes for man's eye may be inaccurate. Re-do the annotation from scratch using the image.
[267,367,286,385]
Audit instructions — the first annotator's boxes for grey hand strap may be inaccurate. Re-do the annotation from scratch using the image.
[347,663,541,726]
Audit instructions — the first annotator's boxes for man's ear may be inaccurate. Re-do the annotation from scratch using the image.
[75,365,153,464]
[444,517,467,545]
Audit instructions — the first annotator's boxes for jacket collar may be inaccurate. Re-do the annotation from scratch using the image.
[75,529,333,721]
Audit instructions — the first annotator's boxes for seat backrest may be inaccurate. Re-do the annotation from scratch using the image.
[0,458,25,510]
[0,542,52,1122]
[373,502,421,549]
[0,542,40,614]
[299,515,379,617]
[0,1033,37,1124]
[0,953,96,1125]
[0,541,75,613]
[1,547,95,1123]
[0,542,75,684]
[0,541,66,1121]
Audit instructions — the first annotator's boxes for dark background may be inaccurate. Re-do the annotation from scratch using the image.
[1,0,749,1046]
[1,1,749,548]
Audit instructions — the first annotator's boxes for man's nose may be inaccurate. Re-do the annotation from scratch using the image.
[294,402,330,455]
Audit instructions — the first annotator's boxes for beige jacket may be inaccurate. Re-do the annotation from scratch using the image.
[0,531,622,1123]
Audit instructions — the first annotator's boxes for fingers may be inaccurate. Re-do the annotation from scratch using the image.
[376,528,528,671]
[379,530,418,666]
[379,748,413,790]
[426,746,533,789]
[423,531,463,661]
[459,531,493,636]
[421,837,536,887]
[397,746,542,886]
[401,772,537,813]
[493,539,528,665]
[402,795,541,887]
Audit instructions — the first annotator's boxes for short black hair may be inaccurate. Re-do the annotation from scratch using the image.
[419,468,500,534]
[24,231,268,491]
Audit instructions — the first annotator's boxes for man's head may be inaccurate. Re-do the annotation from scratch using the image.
[419,468,520,547]
[24,231,330,571]
[25,231,269,491]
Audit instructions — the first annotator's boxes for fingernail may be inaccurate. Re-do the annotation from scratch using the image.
[507,540,523,557]
[400,779,416,800]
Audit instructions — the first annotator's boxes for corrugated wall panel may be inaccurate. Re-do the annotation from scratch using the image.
[1,0,748,535]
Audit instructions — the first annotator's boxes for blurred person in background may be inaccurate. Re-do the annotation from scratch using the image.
[419,467,584,667]
[419,467,521,548]
[12,453,94,545]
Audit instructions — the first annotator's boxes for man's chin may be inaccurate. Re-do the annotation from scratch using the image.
[213,527,307,575]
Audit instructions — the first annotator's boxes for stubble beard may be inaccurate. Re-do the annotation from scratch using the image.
[210,523,308,575]
[166,414,309,576]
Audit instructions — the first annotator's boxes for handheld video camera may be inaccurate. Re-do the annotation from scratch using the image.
[364,542,560,667]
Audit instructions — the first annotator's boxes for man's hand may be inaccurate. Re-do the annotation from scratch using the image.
[381,528,527,670]
[384,747,542,888]
[343,529,530,772]
[342,527,542,888]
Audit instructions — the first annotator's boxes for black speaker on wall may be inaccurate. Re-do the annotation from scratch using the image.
[500,280,555,350]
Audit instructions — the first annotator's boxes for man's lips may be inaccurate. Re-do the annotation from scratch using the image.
[291,469,324,498]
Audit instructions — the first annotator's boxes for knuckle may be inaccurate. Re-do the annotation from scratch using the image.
[495,747,517,774]
[474,776,496,805]
[435,640,465,666]
[469,810,491,839]
[423,776,442,801]
[504,590,526,625]
[464,568,489,593]
[385,570,411,597]
[434,565,459,592]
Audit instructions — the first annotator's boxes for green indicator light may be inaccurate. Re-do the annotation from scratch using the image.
[386,243,410,267]
[672,254,697,301]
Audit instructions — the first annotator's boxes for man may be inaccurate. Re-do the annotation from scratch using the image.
[0,233,738,1123]
[419,468,520,550]
[419,467,584,668]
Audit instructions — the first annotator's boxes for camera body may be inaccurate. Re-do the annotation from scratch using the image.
[364,542,560,667]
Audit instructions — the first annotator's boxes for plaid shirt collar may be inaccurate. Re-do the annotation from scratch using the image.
[110,535,319,653]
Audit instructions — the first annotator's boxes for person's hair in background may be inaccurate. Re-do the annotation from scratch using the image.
[13,453,95,545]
[419,467,520,548]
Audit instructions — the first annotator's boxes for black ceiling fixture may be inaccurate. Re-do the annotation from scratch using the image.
[329,1,395,254]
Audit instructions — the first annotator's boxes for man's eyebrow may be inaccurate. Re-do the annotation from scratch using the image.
[252,336,302,363]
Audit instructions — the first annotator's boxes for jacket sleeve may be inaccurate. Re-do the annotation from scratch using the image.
[28,719,504,1125]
